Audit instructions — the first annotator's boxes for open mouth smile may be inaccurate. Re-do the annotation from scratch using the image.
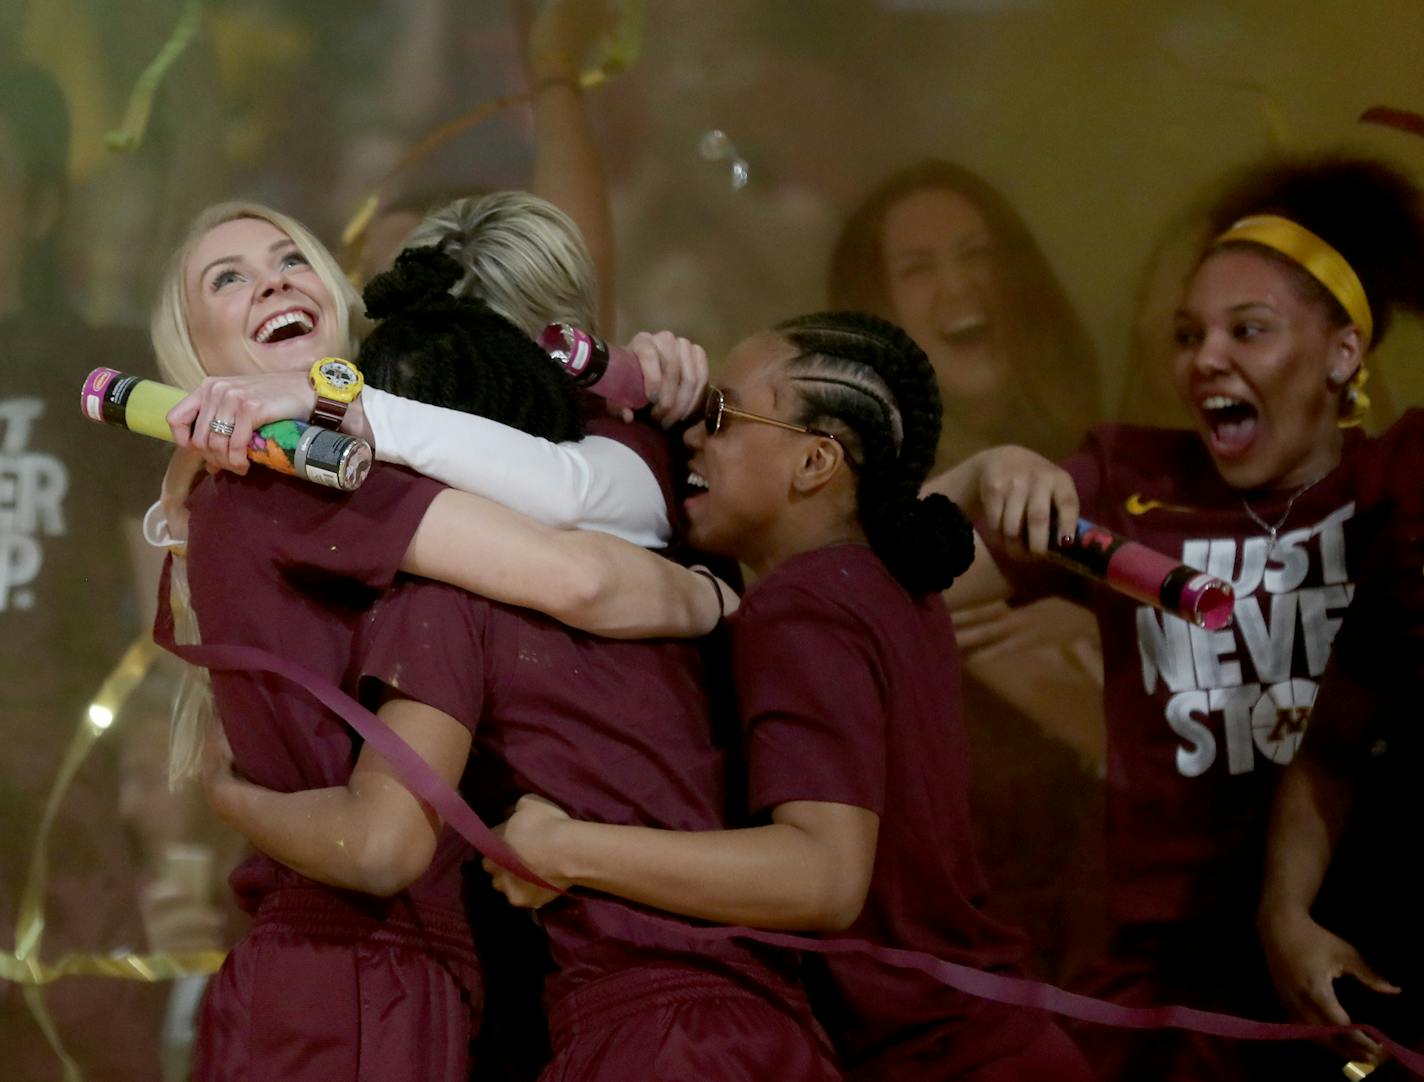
[253,308,317,344]
[941,314,989,348]
[1199,393,1259,458]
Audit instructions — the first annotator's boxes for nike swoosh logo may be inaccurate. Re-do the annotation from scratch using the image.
[1125,493,1196,515]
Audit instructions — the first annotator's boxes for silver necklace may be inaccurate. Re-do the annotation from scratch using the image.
[1241,477,1322,553]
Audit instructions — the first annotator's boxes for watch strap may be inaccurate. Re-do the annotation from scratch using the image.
[310,395,349,430]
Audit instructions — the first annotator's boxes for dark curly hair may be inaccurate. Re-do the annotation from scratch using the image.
[1205,155,1424,349]
[774,310,976,594]
[357,246,584,443]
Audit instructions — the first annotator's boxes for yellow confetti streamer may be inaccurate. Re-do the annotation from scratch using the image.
[105,0,208,154]
[6,637,163,1081]
[20,0,110,181]
[1156,45,1293,152]
[339,0,646,277]
[577,0,645,90]
[340,194,384,257]
[0,947,226,986]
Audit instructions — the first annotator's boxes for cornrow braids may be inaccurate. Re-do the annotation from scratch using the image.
[358,247,585,443]
[776,311,976,593]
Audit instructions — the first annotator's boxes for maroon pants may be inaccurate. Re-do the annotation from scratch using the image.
[194,888,481,1082]
[846,1016,1095,1082]
[1065,921,1324,1082]
[542,962,841,1081]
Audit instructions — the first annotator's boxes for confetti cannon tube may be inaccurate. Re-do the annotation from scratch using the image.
[80,367,372,491]
[539,323,649,412]
[1049,518,1236,630]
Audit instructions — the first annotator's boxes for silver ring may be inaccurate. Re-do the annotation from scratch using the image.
[209,418,236,437]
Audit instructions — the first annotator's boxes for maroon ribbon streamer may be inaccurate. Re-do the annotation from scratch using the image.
[660,915,1424,1074]
[152,572,560,893]
[156,603,1423,1074]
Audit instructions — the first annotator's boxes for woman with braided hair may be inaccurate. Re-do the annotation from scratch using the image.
[355,244,586,439]
[145,206,732,1082]
[167,190,707,552]
[833,160,1107,983]
[490,310,1093,1080]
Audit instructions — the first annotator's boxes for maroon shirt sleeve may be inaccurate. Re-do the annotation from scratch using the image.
[734,578,887,817]
[356,578,490,734]
[266,465,445,587]
[193,464,445,591]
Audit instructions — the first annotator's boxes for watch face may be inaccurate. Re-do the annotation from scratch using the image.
[320,360,358,389]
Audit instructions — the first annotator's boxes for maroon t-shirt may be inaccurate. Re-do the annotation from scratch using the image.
[736,543,1037,1073]
[998,421,1405,931]
[356,575,788,1005]
[182,464,465,914]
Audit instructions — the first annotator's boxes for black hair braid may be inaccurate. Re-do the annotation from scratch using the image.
[357,247,584,443]
[776,311,976,593]
[361,246,464,320]
[1208,155,1424,346]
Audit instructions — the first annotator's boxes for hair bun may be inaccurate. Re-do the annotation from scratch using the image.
[877,493,976,595]
[362,246,464,320]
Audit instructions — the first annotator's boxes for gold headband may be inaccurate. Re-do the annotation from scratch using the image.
[1212,214,1374,348]
[1213,214,1373,426]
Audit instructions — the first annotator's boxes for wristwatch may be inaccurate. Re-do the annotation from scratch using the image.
[308,357,364,430]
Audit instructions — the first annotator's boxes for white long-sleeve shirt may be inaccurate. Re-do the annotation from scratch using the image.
[362,388,671,550]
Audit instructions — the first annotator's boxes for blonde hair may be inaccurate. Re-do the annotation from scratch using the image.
[152,201,365,781]
[404,191,599,337]
[151,200,367,390]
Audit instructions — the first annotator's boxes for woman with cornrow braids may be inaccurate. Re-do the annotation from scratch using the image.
[833,163,1106,988]
[489,310,1094,1080]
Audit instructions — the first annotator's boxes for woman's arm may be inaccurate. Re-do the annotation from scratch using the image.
[523,0,616,334]
[925,444,1081,554]
[1257,669,1397,1062]
[363,389,669,545]
[203,696,471,898]
[924,444,1082,611]
[151,434,728,640]
[403,487,731,638]
[366,330,712,510]
[164,373,672,545]
[489,794,879,931]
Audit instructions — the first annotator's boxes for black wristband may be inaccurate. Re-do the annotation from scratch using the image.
[691,567,726,621]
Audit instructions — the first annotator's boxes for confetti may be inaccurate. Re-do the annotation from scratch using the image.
[698,129,750,190]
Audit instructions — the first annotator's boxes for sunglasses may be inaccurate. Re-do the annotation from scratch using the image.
[702,386,843,447]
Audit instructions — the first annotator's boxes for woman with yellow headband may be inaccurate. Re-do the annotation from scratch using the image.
[929,155,1424,1080]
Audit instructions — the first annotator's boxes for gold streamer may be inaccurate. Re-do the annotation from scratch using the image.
[1157,46,1293,152]
[1124,493,1197,516]
[340,89,532,277]
[19,0,110,181]
[339,0,646,276]
[577,0,645,90]
[104,0,208,153]
[0,947,226,986]
[8,636,163,1081]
